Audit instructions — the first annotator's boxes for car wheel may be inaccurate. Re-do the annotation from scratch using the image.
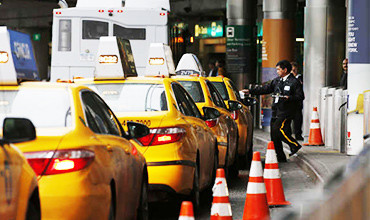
[137,174,149,220]
[191,161,200,215]
[228,136,239,179]
[26,189,41,220]
[108,190,115,220]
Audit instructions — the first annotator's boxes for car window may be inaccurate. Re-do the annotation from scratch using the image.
[81,91,121,136]
[177,81,205,102]
[206,81,227,109]
[90,93,122,136]
[0,88,72,128]
[177,85,202,118]
[82,20,108,40]
[211,81,229,100]
[172,84,196,117]
[228,80,242,101]
[113,24,146,40]
[87,83,168,112]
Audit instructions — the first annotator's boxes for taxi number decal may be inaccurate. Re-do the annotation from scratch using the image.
[122,120,151,127]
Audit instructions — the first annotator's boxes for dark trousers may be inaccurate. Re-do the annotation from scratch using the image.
[293,109,303,137]
[270,117,301,162]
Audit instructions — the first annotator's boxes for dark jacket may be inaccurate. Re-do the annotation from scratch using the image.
[249,74,305,118]
[340,72,347,90]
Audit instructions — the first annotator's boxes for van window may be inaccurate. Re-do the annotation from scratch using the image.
[113,24,146,40]
[82,20,108,40]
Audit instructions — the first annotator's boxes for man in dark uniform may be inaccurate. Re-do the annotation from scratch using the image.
[242,60,304,162]
[290,62,304,140]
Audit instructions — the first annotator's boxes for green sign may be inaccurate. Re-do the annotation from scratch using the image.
[194,21,223,38]
[32,33,41,41]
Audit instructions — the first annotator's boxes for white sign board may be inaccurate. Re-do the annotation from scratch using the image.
[145,43,175,77]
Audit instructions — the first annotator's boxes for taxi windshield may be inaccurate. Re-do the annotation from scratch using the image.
[88,83,168,112]
[0,88,72,128]
[211,82,229,100]
[177,81,205,103]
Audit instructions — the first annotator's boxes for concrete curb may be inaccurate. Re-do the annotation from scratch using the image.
[253,134,325,184]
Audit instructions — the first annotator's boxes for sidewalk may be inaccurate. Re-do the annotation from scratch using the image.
[253,129,352,184]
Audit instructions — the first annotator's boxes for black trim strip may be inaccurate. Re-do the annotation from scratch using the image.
[218,142,228,146]
[147,160,196,167]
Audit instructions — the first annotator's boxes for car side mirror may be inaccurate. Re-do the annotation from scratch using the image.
[3,118,36,143]
[127,121,150,139]
[228,100,243,111]
[202,107,221,120]
[243,97,258,106]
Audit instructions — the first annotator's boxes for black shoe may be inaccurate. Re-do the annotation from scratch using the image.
[289,146,302,157]
[295,135,304,141]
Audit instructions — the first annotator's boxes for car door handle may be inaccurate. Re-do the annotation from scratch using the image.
[124,148,131,155]
[107,145,113,152]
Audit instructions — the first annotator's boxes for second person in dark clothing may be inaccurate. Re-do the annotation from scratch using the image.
[242,60,304,162]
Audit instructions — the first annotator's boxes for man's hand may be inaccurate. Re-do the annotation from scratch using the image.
[241,89,250,95]
[282,96,289,100]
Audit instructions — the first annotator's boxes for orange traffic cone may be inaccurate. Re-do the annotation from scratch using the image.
[264,142,291,206]
[178,201,195,220]
[243,152,270,220]
[304,107,324,146]
[210,168,233,220]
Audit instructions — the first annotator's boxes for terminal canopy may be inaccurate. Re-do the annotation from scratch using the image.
[175,53,205,76]
[145,43,175,77]
[94,36,137,79]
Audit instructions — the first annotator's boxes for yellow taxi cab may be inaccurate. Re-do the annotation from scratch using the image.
[208,76,255,168]
[0,82,149,220]
[75,40,218,211]
[173,54,239,176]
[0,118,40,220]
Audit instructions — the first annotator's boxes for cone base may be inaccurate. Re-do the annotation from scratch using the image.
[268,200,291,207]
[303,143,324,146]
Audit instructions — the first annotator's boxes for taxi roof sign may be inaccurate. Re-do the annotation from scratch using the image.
[0,27,23,85]
[145,43,175,77]
[175,53,205,76]
[94,36,138,79]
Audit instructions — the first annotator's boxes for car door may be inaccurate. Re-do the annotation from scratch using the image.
[80,91,139,218]
[0,144,22,219]
[206,81,238,165]
[172,83,214,188]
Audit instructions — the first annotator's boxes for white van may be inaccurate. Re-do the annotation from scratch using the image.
[50,0,169,81]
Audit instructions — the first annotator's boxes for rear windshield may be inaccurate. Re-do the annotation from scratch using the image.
[177,81,205,103]
[0,88,72,128]
[211,82,229,100]
[88,83,168,112]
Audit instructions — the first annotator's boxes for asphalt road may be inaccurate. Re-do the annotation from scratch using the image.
[149,143,317,220]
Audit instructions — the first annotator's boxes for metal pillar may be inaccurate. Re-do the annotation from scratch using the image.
[260,0,296,128]
[226,0,257,89]
[347,0,370,155]
[303,0,346,141]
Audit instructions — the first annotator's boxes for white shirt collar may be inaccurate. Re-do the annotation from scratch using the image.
[282,73,291,81]
[295,74,301,78]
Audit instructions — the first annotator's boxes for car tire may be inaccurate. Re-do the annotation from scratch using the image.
[191,161,200,215]
[108,189,115,220]
[26,189,41,220]
[137,174,149,220]
[228,135,239,179]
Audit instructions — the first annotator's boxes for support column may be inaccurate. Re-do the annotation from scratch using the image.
[226,0,257,89]
[347,0,370,155]
[261,0,296,128]
[303,0,346,141]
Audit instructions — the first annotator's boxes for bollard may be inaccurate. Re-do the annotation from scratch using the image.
[320,87,329,143]
[334,89,343,152]
[364,91,370,136]
[325,88,336,148]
